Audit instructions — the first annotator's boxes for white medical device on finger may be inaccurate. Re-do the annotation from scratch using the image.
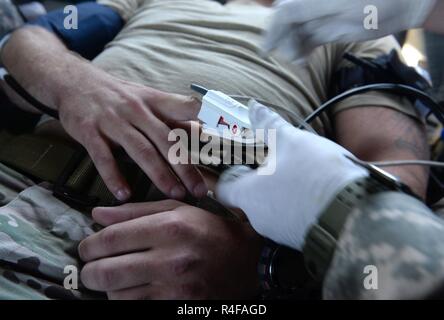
[191,84,251,137]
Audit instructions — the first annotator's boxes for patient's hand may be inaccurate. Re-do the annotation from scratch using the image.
[78,200,263,299]
[1,26,207,202]
[58,72,208,201]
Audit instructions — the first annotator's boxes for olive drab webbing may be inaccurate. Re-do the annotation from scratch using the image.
[0,129,236,218]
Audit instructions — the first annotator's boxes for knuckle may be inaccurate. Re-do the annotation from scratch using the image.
[97,264,118,290]
[133,140,156,159]
[164,215,191,239]
[170,253,197,276]
[79,120,97,138]
[94,154,112,169]
[102,107,120,121]
[186,96,200,107]
[155,171,175,188]
[80,262,116,290]
[99,227,120,250]
[127,97,146,114]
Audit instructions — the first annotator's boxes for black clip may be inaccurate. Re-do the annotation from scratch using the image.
[53,149,99,208]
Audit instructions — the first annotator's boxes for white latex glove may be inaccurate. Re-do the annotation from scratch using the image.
[263,0,436,62]
[216,101,368,250]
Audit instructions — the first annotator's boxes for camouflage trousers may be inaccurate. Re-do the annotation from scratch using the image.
[0,163,104,299]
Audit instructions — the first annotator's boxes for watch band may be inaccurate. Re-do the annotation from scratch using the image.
[303,175,391,281]
[258,239,317,299]
[303,157,417,282]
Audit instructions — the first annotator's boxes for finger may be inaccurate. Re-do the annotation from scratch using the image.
[108,283,180,300]
[108,282,201,300]
[106,124,186,199]
[248,100,291,145]
[79,209,192,261]
[107,284,154,300]
[216,166,254,209]
[170,120,202,135]
[150,91,201,122]
[92,200,185,226]
[81,250,163,292]
[132,113,207,198]
[79,216,158,261]
[248,100,290,131]
[84,134,131,201]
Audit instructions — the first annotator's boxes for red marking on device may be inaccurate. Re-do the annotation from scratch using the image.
[217,116,230,129]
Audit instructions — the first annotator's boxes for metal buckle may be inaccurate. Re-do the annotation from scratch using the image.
[53,149,99,208]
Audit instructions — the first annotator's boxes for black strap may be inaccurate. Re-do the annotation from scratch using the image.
[3,74,59,119]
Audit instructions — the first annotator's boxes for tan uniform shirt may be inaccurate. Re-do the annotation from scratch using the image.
[94,0,418,134]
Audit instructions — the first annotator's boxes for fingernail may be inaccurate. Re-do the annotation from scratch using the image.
[115,188,131,201]
[193,182,208,198]
[171,185,186,199]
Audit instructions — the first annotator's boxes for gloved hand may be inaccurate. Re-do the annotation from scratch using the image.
[263,0,436,62]
[216,101,368,250]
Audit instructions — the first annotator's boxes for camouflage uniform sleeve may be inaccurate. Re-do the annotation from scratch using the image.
[323,191,444,300]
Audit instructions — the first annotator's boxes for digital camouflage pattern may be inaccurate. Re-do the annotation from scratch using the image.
[0,163,104,299]
[0,0,23,39]
[324,191,444,300]
[2,157,444,299]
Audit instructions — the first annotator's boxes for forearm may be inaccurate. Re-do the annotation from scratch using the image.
[323,191,444,300]
[334,107,429,198]
[1,26,100,111]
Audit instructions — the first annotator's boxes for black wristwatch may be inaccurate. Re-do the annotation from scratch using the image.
[258,239,319,299]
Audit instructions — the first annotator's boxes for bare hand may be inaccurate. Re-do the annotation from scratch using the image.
[58,70,207,201]
[78,200,263,299]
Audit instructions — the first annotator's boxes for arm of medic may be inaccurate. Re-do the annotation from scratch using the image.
[323,191,444,300]
[263,0,443,63]
[216,102,444,299]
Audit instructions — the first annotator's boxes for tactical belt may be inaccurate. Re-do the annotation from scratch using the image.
[0,130,236,219]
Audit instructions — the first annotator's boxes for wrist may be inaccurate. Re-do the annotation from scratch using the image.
[303,160,415,282]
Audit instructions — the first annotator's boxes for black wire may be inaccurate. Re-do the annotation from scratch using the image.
[3,74,59,119]
[300,83,444,129]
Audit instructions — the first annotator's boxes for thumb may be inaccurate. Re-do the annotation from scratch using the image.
[216,165,254,209]
[248,100,291,144]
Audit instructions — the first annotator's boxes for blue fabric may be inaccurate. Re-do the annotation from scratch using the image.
[29,2,124,60]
